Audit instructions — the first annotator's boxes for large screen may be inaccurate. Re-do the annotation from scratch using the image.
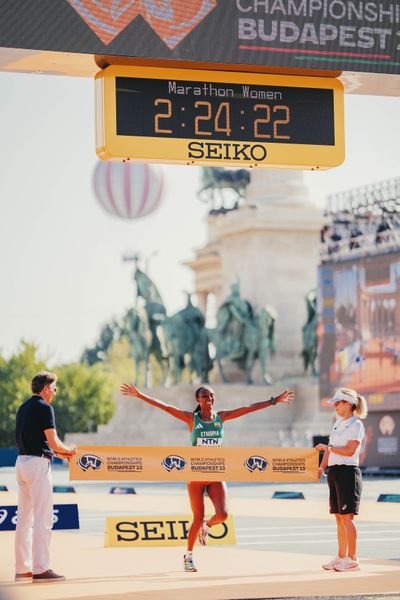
[319,252,400,467]
[2,2,400,76]
[116,76,335,145]
[319,252,400,411]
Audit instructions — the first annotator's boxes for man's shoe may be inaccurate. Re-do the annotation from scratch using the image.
[32,570,65,583]
[15,572,32,581]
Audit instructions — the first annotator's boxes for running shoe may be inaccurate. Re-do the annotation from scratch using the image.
[183,554,197,572]
[334,557,360,572]
[322,556,344,570]
[198,520,209,546]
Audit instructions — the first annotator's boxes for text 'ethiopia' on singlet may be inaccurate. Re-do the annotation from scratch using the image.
[191,412,224,447]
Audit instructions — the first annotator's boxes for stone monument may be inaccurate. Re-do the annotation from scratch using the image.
[186,169,323,381]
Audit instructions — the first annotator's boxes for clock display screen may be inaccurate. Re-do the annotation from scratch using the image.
[116,76,335,146]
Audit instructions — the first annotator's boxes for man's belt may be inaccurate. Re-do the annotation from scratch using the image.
[19,453,52,460]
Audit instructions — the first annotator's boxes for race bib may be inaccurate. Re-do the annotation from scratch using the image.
[196,438,222,446]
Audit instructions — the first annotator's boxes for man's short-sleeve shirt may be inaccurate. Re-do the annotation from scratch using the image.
[15,395,56,459]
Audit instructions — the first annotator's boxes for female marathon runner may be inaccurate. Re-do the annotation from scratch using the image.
[121,383,294,572]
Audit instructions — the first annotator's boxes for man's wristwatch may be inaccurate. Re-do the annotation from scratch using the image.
[269,396,277,405]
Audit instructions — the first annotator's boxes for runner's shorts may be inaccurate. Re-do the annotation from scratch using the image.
[327,465,362,515]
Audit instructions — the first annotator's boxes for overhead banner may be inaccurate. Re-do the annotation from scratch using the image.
[0,1,400,75]
[105,514,236,547]
[69,446,319,482]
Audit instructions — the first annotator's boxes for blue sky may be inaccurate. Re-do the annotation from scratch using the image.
[0,71,399,364]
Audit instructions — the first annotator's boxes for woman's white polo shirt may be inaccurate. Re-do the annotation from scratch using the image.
[328,416,365,466]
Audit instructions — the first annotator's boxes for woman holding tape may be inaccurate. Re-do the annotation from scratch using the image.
[315,387,368,572]
[121,383,294,572]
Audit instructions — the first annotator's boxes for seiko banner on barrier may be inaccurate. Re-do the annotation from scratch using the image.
[105,514,236,547]
[0,1,399,75]
[69,446,319,482]
[0,504,80,531]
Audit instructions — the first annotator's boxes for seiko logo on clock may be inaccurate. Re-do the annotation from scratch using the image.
[188,142,268,162]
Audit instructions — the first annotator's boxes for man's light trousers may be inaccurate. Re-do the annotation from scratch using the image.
[15,455,53,574]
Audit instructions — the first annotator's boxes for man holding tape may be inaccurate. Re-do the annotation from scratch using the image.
[15,371,77,583]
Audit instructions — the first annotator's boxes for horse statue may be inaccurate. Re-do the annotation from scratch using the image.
[83,267,214,386]
[134,265,164,306]
[242,305,276,385]
[197,167,251,209]
[160,294,213,385]
[301,289,318,376]
[189,326,214,383]
[133,267,169,381]
[214,281,254,362]
[214,282,276,384]
[120,306,168,386]
[97,267,167,386]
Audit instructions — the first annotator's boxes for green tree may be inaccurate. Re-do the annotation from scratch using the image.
[0,343,115,446]
[0,342,45,447]
[52,362,114,439]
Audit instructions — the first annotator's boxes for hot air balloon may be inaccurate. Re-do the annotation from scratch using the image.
[93,162,164,220]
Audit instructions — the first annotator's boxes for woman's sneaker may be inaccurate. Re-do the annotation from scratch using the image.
[322,556,345,570]
[183,553,197,572]
[334,557,360,572]
[198,520,209,546]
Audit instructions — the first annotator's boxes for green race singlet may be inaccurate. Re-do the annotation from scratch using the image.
[191,412,224,447]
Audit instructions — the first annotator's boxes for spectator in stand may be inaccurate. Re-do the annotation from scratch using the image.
[320,224,329,244]
[376,219,391,244]
[349,225,363,250]
[329,230,342,254]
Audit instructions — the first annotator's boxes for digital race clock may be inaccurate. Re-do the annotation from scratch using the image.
[95,65,344,169]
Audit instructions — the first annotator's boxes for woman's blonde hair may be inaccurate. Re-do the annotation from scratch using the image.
[354,393,368,419]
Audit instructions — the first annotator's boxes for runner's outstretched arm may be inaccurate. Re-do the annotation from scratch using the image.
[218,390,294,422]
[120,383,193,425]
